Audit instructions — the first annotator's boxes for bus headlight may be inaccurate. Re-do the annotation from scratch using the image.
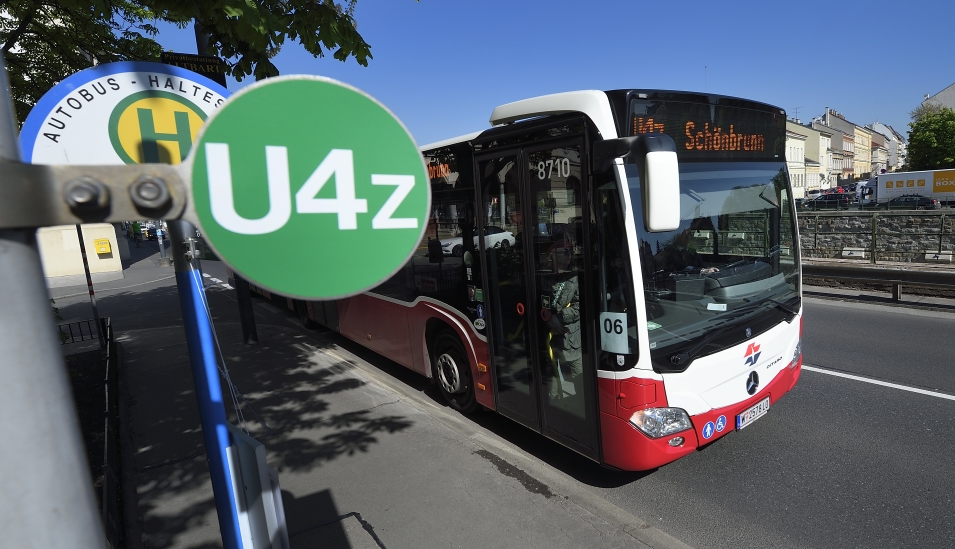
[629,408,692,438]
[791,339,801,368]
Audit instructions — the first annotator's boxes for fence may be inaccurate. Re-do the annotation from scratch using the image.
[100,318,121,549]
[58,319,101,344]
[798,210,955,264]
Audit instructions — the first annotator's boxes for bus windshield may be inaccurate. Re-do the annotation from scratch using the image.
[626,162,799,372]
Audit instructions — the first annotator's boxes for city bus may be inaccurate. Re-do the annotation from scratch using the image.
[242,89,803,471]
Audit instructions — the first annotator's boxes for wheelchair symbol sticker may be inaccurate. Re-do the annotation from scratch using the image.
[715,415,727,432]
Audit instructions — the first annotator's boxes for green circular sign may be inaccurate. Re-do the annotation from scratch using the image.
[189,76,430,299]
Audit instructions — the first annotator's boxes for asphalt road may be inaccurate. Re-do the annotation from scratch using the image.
[457,297,955,549]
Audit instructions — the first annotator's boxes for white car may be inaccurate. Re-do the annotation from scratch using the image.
[441,226,515,256]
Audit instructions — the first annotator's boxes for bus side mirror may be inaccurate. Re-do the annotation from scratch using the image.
[593,134,681,232]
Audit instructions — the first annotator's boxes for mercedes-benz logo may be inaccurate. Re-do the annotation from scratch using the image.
[746,371,760,395]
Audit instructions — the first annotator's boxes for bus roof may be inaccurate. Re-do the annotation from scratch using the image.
[420,89,786,153]
[489,90,619,139]
[419,131,482,152]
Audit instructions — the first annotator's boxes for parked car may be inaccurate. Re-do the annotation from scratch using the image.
[801,193,852,211]
[883,194,940,210]
[441,225,515,256]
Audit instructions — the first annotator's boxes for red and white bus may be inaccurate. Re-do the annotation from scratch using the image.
[244,89,803,471]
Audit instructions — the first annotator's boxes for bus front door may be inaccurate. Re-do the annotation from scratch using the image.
[479,140,598,459]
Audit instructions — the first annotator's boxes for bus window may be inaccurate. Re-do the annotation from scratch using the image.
[594,176,639,371]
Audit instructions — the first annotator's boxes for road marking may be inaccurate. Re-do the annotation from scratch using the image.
[803,365,955,401]
[202,272,233,290]
[51,275,177,299]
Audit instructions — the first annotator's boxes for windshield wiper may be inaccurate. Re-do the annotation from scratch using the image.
[665,294,797,368]
[766,296,800,315]
[668,322,736,368]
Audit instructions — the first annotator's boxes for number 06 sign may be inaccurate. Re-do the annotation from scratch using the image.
[599,312,629,354]
[189,76,430,300]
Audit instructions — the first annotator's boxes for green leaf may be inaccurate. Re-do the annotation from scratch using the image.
[3,0,380,122]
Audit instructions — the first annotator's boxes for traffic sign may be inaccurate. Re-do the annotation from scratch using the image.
[189,76,430,300]
[20,61,229,165]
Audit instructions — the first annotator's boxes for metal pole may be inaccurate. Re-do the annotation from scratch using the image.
[235,275,259,344]
[193,20,257,344]
[167,220,243,549]
[0,54,106,549]
[157,222,167,258]
[74,224,105,348]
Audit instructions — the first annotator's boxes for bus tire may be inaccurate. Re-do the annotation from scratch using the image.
[432,330,478,413]
[295,300,318,329]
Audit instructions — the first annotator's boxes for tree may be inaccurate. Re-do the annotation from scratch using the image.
[1,1,164,123]
[907,106,955,171]
[1,0,371,124]
[909,101,943,122]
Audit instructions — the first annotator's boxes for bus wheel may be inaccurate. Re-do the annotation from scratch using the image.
[295,300,318,329]
[432,330,478,413]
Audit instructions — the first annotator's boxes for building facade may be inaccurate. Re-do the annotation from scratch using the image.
[853,125,872,180]
[789,121,831,192]
[867,121,907,171]
[820,108,860,181]
[814,121,845,185]
[870,131,888,175]
[785,127,807,198]
[922,82,955,111]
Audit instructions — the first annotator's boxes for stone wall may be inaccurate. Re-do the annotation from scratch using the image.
[798,211,955,261]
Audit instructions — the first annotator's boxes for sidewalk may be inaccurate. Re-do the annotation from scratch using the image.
[105,255,687,549]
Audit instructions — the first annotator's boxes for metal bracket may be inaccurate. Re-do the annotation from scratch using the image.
[183,237,202,261]
[0,160,189,229]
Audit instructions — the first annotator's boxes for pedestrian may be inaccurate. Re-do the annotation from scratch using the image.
[131,220,142,247]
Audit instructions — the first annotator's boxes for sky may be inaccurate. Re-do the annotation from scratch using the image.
[153,0,955,146]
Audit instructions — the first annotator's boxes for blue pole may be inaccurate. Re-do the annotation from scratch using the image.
[168,220,243,549]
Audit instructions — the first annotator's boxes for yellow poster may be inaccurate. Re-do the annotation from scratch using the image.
[934,170,955,193]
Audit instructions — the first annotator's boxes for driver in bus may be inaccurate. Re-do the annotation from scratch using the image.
[544,235,582,401]
[653,219,720,275]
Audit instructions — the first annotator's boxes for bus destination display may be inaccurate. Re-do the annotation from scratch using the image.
[629,99,784,161]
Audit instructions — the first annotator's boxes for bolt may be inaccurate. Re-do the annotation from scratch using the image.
[130,176,171,211]
[64,177,109,211]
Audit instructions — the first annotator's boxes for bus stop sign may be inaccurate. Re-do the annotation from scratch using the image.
[189,76,430,300]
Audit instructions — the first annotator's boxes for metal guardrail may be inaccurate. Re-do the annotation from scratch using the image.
[802,261,955,302]
[802,262,955,287]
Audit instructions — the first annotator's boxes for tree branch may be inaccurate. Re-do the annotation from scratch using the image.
[2,6,37,53]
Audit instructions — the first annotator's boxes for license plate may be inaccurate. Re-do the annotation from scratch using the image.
[736,397,770,430]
